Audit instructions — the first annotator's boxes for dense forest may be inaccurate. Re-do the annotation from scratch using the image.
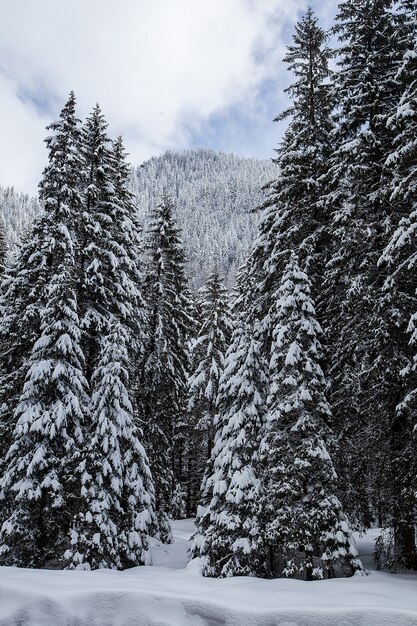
[0,0,416,580]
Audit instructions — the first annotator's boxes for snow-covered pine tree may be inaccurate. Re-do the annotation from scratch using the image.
[66,322,157,570]
[0,92,85,546]
[62,110,155,568]
[79,108,146,378]
[0,239,47,474]
[139,195,193,541]
[376,0,417,570]
[0,266,87,567]
[248,7,334,359]
[324,0,414,553]
[261,255,362,580]
[187,270,233,514]
[192,315,267,578]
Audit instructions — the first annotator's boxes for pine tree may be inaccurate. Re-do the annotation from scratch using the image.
[79,108,147,383]
[139,196,193,541]
[0,238,46,473]
[376,0,417,569]
[0,268,87,567]
[187,270,233,514]
[79,106,124,375]
[0,93,83,470]
[64,109,155,568]
[0,92,85,554]
[248,7,334,362]
[192,319,267,577]
[324,1,415,564]
[261,255,362,580]
[66,322,157,570]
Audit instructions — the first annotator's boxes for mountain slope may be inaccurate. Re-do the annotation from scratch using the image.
[130,149,276,287]
[1,150,276,287]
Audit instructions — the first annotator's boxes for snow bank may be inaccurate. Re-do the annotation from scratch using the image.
[0,521,416,626]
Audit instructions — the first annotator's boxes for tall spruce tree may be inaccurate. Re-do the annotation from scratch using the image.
[192,317,267,577]
[324,1,416,569]
[0,93,86,564]
[261,255,362,580]
[139,196,193,541]
[187,270,232,514]
[65,109,155,568]
[66,322,157,570]
[377,0,417,569]
[248,7,334,362]
[78,110,147,396]
[0,267,88,567]
[0,93,83,473]
[80,106,130,375]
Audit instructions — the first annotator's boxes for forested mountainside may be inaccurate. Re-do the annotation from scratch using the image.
[130,149,276,287]
[0,186,40,255]
[0,151,276,287]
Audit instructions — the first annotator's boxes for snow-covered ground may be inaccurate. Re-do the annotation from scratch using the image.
[0,520,416,626]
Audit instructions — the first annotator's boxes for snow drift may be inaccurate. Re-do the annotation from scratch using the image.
[0,521,416,626]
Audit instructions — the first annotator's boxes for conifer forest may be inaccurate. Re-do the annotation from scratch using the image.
[0,1,416,624]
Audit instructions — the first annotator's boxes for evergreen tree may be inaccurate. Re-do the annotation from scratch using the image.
[192,319,267,577]
[79,108,147,384]
[260,256,362,580]
[139,196,193,541]
[66,322,156,570]
[0,92,85,550]
[0,268,87,567]
[79,106,124,375]
[324,1,416,568]
[376,0,417,569]
[65,109,155,568]
[248,7,334,362]
[187,270,232,514]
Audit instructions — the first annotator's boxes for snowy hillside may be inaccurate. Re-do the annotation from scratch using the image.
[0,521,416,626]
[0,186,40,255]
[0,150,275,287]
[130,149,276,287]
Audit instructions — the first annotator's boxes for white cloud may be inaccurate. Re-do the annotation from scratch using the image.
[0,0,304,193]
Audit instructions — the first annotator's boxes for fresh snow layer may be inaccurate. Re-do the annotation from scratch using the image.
[0,521,416,626]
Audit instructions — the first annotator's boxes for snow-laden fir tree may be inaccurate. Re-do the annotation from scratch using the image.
[66,322,157,570]
[248,8,334,373]
[0,92,85,546]
[79,107,147,382]
[260,255,362,580]
[376,0,417,570]
[65,109,155,568]
[324,0,414,553]
[0,239,46,474]
[139,196,193,541]
[187,270,233,514]
[0,267,88,567]
[192,314,268,578]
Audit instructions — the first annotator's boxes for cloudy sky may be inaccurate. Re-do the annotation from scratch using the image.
[0,0,334,194]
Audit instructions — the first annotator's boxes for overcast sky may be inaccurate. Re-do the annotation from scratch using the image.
[0,0,335,194]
